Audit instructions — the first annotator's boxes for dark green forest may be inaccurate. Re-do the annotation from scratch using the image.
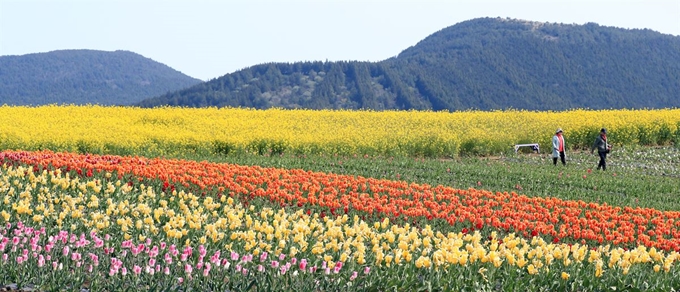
[138,17,680,111]
[0,50,202,105]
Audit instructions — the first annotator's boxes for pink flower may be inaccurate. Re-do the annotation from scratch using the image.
[178,277,184,284]
[149,246,159,258]
[260,252,268,262]
[71,252,81,261]
[88,265,93,273]
[279,253,285,261]
[94,238,104,248]
[364,266,370,274]
[185,264,193,274]
[291,257,297,265]
[89,253,99,266]
[164,267,170,275]
[257,265,264,272]
[199,245,207,258]
[121,267,128,276]
[210,250,221,264]
[133,265,142,275]
[350,271,358,280]
[149,258,156,266]
[169,244,178,256]
[37,254,45,267]
[241,254,252,263]
[242,268,248,275]
[271,260,279,268]
[334,261,343,273]
[183,245,193,257]
[160,242,166,250]
[230,251,239,261]
[63,246,70,257]
[299,259,307,270]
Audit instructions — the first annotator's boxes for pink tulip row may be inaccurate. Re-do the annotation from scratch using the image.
[0,221,370,288]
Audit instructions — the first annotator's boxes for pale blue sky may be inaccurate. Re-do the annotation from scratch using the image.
[1,0,678,81]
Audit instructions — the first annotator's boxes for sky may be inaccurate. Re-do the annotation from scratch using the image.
[1,0,679,81]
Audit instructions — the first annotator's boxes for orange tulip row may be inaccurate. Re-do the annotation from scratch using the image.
[2,150,680,251]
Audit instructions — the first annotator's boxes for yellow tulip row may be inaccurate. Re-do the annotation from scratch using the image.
[0,105,678,157]
[1,163,678,277]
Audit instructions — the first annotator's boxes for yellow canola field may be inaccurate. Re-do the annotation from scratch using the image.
[0,105,678,157]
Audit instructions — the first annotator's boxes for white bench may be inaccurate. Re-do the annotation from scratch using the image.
[514,143,539,153]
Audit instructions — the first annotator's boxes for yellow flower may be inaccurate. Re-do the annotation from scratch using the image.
[561,272,570,280]
[0,210,10,222]
[32,214,44,223]
[527,264,538,275]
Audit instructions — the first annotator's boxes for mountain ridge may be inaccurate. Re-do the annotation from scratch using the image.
[137,17,680,111]
[0,49,202,106]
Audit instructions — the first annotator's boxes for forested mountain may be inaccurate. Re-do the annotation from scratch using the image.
[0,50,202,105]
[137,17,680,111]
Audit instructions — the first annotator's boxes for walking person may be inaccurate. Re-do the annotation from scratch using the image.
[591,128,611,170]
[552,128,566,166]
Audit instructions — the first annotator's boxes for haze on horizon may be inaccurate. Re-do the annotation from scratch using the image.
[1,0,678,81]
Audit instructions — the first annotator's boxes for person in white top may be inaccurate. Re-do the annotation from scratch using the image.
[552,128,566,166]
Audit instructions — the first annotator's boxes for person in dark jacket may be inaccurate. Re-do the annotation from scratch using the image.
[591,128,611,170]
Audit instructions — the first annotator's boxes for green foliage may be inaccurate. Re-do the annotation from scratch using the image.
[656,122,673,145]
[212,140,236,155]
[75,140,103,155]
[0,50,202,106]
[674,122,680,148]
[247,139,288,156]
[399,135,459,158]
[138,18,680,111]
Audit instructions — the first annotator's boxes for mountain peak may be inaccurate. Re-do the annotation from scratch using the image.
[0,50,202,105]
[137,18,680,111]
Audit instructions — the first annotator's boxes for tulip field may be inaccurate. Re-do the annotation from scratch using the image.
[0,106,679,291]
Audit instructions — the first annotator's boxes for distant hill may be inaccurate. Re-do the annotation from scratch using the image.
[137,17,680,111]
[0,50,202,105]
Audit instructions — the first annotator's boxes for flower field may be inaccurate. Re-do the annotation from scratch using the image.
[0,105,679,157]
[1,150,679,291]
